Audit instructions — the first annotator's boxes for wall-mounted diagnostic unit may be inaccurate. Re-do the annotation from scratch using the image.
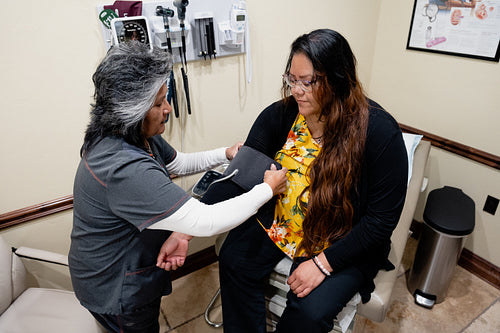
[97,0,249,64]
[97,0,251,119]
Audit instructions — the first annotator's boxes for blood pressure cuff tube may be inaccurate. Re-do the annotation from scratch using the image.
[200,146,281,229]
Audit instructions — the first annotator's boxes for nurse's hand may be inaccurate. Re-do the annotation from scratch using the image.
[225,142,243,160]
[156,232,191,271]
[264,164,288,196]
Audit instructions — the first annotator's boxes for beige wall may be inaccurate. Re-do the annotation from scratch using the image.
[0,0,381,285]
[1,0,498,281]
[370,0,500,267]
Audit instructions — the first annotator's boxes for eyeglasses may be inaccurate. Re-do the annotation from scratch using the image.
[282,73,319,92]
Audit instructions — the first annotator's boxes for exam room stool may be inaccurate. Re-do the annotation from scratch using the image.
[205,137,431,331]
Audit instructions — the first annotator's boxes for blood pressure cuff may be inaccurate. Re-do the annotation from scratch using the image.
[200,145,281,228]
[104,1,142,17]
[222,146,282,191]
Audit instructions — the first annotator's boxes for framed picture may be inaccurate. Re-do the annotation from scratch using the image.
[407,0,500,62]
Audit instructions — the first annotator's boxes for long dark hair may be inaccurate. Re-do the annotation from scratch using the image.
[81,42,172,156]
[282,29,369,257]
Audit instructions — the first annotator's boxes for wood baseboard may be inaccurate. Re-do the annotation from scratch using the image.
[3,202,498,290]
[174,223,500,291]
[410,220,500,290]
[170,245,218,281]
[458,248,500,289]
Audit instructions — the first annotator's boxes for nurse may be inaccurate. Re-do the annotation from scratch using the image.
[69,41,287,333]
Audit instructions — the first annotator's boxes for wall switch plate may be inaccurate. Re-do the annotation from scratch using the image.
[483,195,499,215]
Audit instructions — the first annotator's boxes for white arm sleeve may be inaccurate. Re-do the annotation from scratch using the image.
[148,183,273,236]
[166,147,228,176]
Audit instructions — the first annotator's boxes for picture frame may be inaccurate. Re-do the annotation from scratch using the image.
[406,0,500,62]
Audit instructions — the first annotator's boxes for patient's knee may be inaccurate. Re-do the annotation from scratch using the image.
[278,296,343,332]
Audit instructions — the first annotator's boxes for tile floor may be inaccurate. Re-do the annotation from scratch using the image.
[159,238,500,332]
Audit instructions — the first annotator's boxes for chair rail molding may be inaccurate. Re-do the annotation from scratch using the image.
[1,124,499,289]
[3,123,499,229]
[399,123,500,170]
[0,195,73,230]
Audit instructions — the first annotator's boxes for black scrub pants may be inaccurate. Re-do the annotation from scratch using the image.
[218,219,365,333]
[89,297,161,333]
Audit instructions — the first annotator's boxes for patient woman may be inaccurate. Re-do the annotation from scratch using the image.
[217,29,408,332]
[68,41,287,333]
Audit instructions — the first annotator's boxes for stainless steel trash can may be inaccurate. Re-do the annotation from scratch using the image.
[407,186,475,308]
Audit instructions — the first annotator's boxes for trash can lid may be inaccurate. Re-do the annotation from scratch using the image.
[423,186,475,236]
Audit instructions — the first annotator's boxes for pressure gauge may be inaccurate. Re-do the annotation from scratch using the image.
[110,16,153,49]
[423,3,439,22]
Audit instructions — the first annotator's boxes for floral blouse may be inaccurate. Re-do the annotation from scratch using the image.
[260,114,323,258]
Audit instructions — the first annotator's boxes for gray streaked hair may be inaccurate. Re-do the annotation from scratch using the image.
[82,41,172,155]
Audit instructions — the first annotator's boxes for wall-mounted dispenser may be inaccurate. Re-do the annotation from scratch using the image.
[194,12,217,59]
[218,2,246,48]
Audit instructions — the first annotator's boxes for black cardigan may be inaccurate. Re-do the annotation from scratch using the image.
[204,98,408,302]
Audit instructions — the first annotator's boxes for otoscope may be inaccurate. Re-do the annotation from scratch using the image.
[173,0,191,115]
[174,0,188,64]
[156,6,180,118]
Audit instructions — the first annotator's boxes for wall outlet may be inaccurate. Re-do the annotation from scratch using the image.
[483,195,499,216]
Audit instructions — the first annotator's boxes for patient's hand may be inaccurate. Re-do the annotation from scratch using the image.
[225,142,243,160]
[156,232,191,271]
[287,259,325,298]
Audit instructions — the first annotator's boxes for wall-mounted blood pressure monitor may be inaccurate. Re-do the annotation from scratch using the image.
[110,16,153,49]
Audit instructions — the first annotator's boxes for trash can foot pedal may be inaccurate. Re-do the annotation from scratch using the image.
[414,290,436,308]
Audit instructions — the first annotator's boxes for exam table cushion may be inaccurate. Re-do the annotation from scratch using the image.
[0,287,104,333]
[0,235,105,332]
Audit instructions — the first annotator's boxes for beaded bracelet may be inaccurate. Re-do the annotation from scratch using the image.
[313,256,331,276]
[311,256,328,276]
